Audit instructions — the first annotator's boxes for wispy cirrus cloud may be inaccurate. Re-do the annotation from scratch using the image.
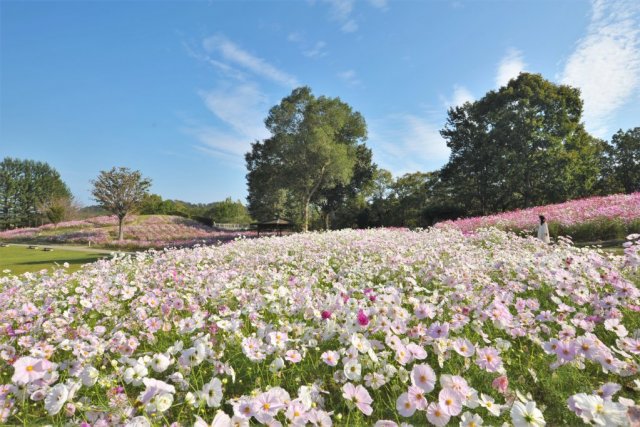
[560,0,640,137]
[321,0,388,33]
[185,82,270,162]
[496,48,526,88]
[338,69,361,86]
[443,85,474,108]
[368,113,450,176]
[203,35,299,87]
[304,41,328,58]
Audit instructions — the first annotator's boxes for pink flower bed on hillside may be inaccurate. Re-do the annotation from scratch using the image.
[0,215,256,247]
[436,193,640,233]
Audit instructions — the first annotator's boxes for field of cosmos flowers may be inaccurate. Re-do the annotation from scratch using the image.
[1,227,639,426]
[0,215,256,249]
[437,193,640,241]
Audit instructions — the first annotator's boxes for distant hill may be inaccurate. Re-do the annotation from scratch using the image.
[0,214,256,249]
[77,205,110,218]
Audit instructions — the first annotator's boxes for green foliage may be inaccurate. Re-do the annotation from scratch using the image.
[0,157,72,230]
[138,193,177,215]
[91,167,152,240]
[440,73,603,215]
[246,86,368,231]
[207,197,253,224]
[606,127,640,193]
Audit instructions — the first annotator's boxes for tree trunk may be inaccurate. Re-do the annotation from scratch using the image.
[325,212,330,230]
[302,199,309,232]
[118,216,125,241]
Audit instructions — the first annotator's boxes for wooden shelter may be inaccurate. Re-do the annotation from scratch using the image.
[254,218,293,237]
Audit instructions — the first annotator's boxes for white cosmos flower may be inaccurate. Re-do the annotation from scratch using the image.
[150,353,171,373]
[123,363,148,386]
[479,393,502,416]
[460,411,484,427]
[511,401,546,427]
[44,383,69,415]
[201,377,223,408]
[344,359,362,381]
[154,392,174,412]
[351,333,372,353]
[80,366,99,387]
[124,416,151,427]
[571,393,628,426]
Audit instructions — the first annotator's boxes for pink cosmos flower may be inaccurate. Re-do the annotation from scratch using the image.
[285,399,309,425]
[254,390,286,424]
[357,309,370,327]
[342,382,373,416]
[11,356,49,385]
[321,350,339,366]
[476,347,503,372]
[411,363,436,392]
[555,340,577,362]
[427,322,449,339]
[408,385,429,410]
[492,375,509,394]
[426,402,451,427]
[452,338,475,358]
[285,350,302,363]
[406,343,427,360]
[439,387,462,416]
[396,392,416,417]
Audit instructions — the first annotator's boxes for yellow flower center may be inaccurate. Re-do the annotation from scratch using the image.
[26,365,34,372]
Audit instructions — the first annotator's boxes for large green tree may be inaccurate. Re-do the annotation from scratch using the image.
[246,87,368,231]
[91,167,151,241]
[607,127,640,193]
[0,158,71,229]
[440,73,602,215]
[317,144,376,229]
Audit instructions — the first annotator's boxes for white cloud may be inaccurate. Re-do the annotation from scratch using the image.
[560,0,640,137]
[198,83,270,140]
[287,32,303,43]
[321,0,387,33]
[496,48,526,88]
[186,83,271,160]
[368,113,450,176]
[303,41,328,58]
[367,0,388,10]
[325,0,355,22]
[203,35,299,87]
[338,69,361,86]
[444,85,474,108]
[341,19,359,33]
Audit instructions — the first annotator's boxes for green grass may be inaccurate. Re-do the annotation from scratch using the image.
[0,245,107,276]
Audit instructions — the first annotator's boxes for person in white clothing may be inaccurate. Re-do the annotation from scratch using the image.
[537,215,550,244]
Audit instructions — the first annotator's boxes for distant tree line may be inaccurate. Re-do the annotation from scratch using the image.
[3,73,637,233]
[246,75,639,230]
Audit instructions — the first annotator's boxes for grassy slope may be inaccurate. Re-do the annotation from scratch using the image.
[0,246,107,276]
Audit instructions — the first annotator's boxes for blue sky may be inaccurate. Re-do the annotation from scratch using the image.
[1,0,639,205]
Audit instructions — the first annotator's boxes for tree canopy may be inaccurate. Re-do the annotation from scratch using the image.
[0,157,71,229]
[91,167,151,240]
[246,87,369,231]
[607,127,640,194]
[440,72,604,215]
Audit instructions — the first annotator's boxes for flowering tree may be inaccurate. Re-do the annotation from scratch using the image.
[91,167,151,240]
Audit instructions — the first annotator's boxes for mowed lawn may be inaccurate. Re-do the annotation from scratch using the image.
[0,245,107,276]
